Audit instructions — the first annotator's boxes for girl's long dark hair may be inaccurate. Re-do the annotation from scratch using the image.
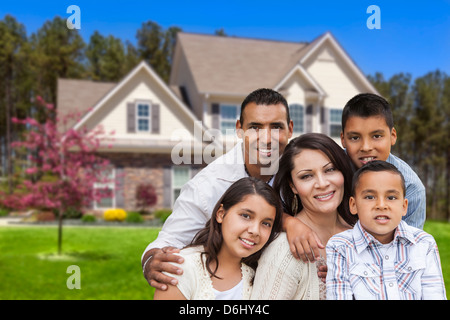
[273,133,357,226]
[189,177,283,279]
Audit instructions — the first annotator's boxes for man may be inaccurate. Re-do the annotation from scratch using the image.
[142,88,324,290]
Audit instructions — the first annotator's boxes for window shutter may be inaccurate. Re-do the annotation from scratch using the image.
[115,167,125,208]
[127,102,135,133]
[151,103,160,134]
[211,103,220,129]
[162,166,172,208]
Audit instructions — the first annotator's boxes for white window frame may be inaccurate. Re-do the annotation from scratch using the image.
[136,101,152,133]
[290,103,305,134]
[171,166,191,206]
[220,104,240,135]
[93,168,116,210]
[329,108,343,137]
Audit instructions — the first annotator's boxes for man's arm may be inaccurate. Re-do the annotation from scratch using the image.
[141,179,211,290]
[142,247,184,291]
[282,213,324,262]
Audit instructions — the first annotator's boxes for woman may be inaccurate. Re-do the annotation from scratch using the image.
[153,177,283,300]
[250,133,357,300]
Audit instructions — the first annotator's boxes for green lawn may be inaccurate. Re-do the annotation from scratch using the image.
[0,225,159,299]
[0,220,449,300]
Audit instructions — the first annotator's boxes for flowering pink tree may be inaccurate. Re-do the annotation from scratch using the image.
[1,96,115,254]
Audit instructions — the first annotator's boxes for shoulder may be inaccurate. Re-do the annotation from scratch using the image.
[327,229,355,251]
[387,154,424,190]
[258,232,307,272]
[401,222,437,246]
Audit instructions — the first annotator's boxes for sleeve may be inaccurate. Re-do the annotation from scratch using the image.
[421,237,447,300]
[326,241,353,300]
[142,179,211,259]
[403,182,426,230]
[250,233,310,300]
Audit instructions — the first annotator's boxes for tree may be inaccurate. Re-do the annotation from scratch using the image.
[1,96,115,254]
[136,21,181,83]
[0,15,30,194]
[29,16,85,104]
[86,31,128,81]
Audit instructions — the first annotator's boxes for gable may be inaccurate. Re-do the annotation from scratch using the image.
[301,33,378,108]
[72,61,211,153]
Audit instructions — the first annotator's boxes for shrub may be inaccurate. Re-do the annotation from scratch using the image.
[135,184,157,213]
[0,208,9,217]
[125,212,144,223]
[81,214,96,223]
[63,207,83,219]
[154,209,172,223]
[36,211,55,221]
[103,208,127,222]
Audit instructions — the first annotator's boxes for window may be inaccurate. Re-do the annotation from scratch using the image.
[220,104,240,135]
[93,168,115,209]
[330,109,343,137]
[172,166,190,205]
[289,104,304,134]
[136,103,151,132]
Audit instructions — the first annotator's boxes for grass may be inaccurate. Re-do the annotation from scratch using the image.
[0,220,449,300]
[0,225,159,299]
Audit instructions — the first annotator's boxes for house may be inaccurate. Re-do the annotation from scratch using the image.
[57,31,378,212]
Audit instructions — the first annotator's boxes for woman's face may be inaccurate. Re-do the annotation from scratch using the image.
[290,149,345,215]
[216,194,276,260]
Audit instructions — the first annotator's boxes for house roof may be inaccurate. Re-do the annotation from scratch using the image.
[57,78,116,130]
[175,32,312,96]
[174,31,378,97]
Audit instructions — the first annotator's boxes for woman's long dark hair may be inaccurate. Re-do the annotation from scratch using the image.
[273,133,357,226]
[189,177,283,279]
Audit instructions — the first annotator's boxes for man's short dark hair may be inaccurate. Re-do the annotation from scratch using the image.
[342,93,394,131]
[240,88,290,124]
[351,160,406,196]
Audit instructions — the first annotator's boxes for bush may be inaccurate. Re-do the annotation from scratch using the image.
[81,214,96,223]
[63,207,83,219]
[135,184,157,213]
[103,208,127,222]
[125,212,144,223]
[0,208,9,217]
[154,209,172,223]
[36,211,55,222]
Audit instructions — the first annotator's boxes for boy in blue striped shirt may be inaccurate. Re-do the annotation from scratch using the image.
[326,161,446,300]
[340,93,426,229]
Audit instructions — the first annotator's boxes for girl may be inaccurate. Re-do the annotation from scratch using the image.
[153,177,283,300]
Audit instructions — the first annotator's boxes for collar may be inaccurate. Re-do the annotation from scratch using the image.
[353,220,416,254]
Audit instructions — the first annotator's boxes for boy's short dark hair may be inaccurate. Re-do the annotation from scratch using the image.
[341,93,394,131]
[351,160,406,196]
[240,88,290,124]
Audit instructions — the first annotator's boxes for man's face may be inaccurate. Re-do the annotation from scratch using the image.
[236,102,293,175]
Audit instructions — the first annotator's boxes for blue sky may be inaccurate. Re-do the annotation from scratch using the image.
[1,0,449,80]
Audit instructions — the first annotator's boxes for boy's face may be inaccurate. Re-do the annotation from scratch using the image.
[350,170,408,244]
[341,116,397,168]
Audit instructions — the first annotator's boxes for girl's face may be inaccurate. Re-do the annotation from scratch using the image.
[216,194,276,261]
[290,149,345,215]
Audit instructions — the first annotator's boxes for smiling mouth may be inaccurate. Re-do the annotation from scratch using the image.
[360,156,375,164]
[258,148,272,157]
[314,191,335,200]
[240,238,256,248]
